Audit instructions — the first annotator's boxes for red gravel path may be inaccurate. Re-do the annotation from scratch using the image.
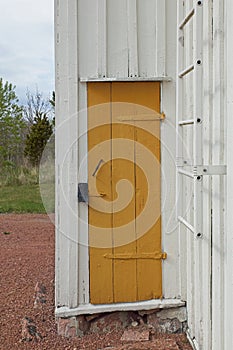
[0,214,193,350]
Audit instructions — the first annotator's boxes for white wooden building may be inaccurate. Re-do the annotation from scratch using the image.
[55,1,233,349]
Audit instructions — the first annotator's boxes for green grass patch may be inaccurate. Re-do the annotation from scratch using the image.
[0,184,54,214]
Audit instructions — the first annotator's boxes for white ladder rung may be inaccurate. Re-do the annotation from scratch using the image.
[179,64,194,78]
[179,119,194,126]
[178,169,194,178]
[179,8,195,30]
[178,216,195,233]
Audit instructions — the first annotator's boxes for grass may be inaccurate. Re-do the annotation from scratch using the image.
[0,184,54,214]
[0,165,39,187]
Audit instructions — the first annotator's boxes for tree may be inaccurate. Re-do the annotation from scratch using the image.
[24,88,52,125]
[24,113,53,168]
[49,90,55,109]
[0,78,26,166]
[49,91,55,128]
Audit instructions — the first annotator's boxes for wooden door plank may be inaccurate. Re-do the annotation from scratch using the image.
[112,82,162,301]
[111,84,137,302]
[88,82,113,304]
[135,124,162,299]
[134,83,162,300]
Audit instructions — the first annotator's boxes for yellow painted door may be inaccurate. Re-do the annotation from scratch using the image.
[88,82,165,304]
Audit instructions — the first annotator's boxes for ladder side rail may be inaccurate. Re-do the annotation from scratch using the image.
[176,0,185,220]
[176,0,187,303]
[193,0,204,346]
[193,0,204,238]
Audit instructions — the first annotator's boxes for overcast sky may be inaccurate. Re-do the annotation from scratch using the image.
[0,0,54,104]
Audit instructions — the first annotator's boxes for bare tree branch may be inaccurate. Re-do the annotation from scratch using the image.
[24,87,52,125]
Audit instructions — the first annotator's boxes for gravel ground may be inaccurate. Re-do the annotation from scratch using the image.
[0,214,193,350]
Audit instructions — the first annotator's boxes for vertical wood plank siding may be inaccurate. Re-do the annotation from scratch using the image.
[161,0,179,300]
[180,1,227,349]
[78,0,165,79]
[212,1,225,349]
[55,0,79,308]
[55,1,233,349]
[225,1,233,348]
[201,1,212,349]
[55,0,178,316]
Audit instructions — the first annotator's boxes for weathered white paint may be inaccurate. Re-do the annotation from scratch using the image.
[212,2,225,349]
[77,0,167,79]
[126,0,138,77]
[55,0,179,314]
[56,0,74,307]
[225,1,233,348]
[56,298,185,318]
[80,77,171,82]
[176,0,187,307]
[98,0,107,77]
[184,1,195,339]
[155,0,166,75]
[78,0,98,78]
[201,1,213,349]
[161,0,180,299]
[193,1,204,345]
[137,0,159,77]
[77,84,89,306]
[177,1,229,349]
[55,1,233,349]
[55,0,79,309]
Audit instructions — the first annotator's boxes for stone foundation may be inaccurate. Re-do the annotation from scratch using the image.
[57,306,187,338]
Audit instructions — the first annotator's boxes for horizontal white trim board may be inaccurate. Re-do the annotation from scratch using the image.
[79,76,172,82]
[55,299,185,318]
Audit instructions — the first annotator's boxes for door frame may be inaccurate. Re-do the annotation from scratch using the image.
[87,82,164,304]
[74,79,180,308]
[55,78,182,317]
[55,0,180,318]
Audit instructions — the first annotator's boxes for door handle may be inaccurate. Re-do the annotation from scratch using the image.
[89,193,106,198]
[92,159,104,177]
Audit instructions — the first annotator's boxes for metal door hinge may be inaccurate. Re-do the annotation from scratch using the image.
[177,164,227,177]
[194,165,227,176]
[104,252,167,260]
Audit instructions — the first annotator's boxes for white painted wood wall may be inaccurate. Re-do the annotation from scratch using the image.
[55,0,233,349]
[179,1,233,349]
[55,0,180,316]
[77,0,166,80]
[225,1,233,349]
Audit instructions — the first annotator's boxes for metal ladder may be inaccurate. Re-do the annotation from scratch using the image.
[176,0,226,238]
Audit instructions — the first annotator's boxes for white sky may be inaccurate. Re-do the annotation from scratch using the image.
[0,0,54,104]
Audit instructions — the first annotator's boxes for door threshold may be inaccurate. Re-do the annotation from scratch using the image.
[55,298,185,318]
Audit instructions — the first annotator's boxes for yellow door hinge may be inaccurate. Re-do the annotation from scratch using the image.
[117,112,165,122]
[104,252,167,260]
